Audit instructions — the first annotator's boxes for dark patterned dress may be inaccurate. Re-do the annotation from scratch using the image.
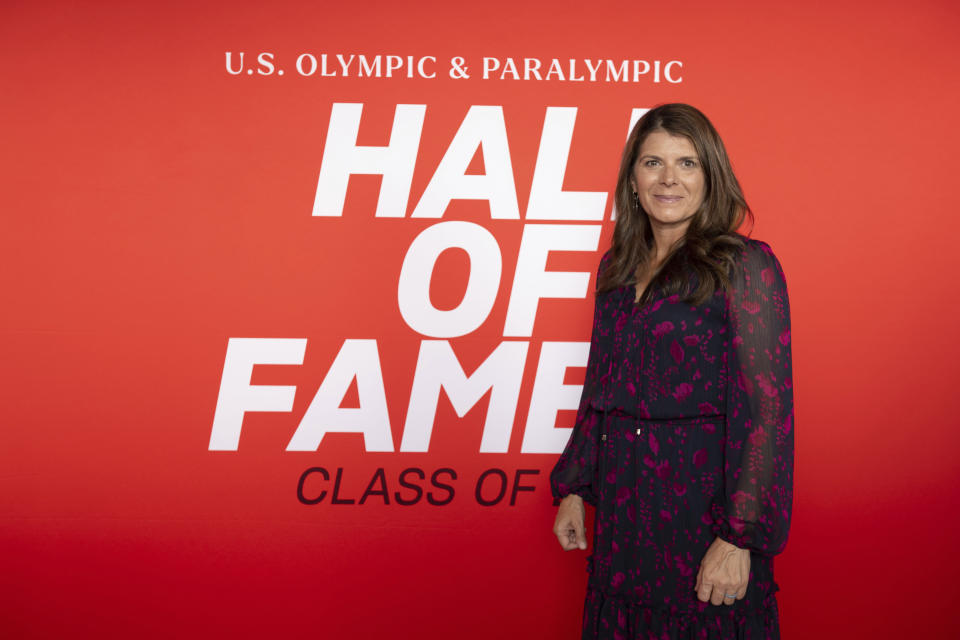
[551,237,794,640]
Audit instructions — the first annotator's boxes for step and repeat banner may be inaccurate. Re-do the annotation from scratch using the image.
[3,1,959,638]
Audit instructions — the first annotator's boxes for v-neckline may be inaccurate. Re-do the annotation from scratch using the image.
[626,282,656,312]
[633,282,650,304]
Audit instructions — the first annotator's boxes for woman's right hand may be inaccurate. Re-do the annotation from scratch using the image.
[553,494,587,550]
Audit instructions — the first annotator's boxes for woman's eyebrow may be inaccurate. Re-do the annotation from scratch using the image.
[639,154,698,161]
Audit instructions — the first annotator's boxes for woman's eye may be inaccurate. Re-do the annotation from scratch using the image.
[683,160,698,168]
[645,160,660,167]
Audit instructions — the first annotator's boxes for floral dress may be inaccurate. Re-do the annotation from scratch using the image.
[551,237,794,640]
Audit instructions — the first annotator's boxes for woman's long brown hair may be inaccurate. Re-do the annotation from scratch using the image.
[599,103,753,304]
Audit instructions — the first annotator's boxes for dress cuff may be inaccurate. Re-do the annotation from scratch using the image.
[709,501,757,552]
[552,483,597,506]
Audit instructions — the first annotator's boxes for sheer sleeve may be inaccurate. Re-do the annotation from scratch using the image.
[711,240,795,556]
[549,253,610,505]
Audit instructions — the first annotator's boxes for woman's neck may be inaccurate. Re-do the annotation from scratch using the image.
[650,221,689,261]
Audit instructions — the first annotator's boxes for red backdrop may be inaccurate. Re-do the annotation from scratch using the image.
[3,1,959,637]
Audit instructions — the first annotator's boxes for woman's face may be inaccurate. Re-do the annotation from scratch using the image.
[630,130,706,233]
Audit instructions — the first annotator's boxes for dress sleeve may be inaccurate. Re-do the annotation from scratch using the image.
[711,240,795,556]
[549,254,610,505]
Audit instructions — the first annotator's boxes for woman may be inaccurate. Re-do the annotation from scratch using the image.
[551,103,793,639]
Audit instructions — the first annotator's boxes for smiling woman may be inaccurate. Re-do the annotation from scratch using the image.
[551,104,794,640]
[631,132,706,234]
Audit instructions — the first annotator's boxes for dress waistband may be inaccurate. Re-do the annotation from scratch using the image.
[597,409,724,425]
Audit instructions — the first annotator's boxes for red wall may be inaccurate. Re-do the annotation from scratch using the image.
[3,1,959,637]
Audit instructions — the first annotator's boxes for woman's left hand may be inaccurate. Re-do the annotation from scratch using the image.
[695,537,750,606]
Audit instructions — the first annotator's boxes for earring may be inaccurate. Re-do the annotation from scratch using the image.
[632,191,640,209]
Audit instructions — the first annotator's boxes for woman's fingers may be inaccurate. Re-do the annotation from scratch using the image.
[695,537,751,605]
[553,515,573,549]
[701,582,741,606]
[696,580,713,603]
[554,495,587,551]
[721,579,747,605]
[572,514,587,550]
[710,584,727,606]
[697,582,739,605]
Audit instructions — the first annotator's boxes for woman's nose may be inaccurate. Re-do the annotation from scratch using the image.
[660,166,678,185]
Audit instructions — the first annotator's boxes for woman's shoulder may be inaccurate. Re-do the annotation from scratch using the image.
[733,234,783,269]
[729,234,788,288]
[596,248,615,278]
[734,234,774,256]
